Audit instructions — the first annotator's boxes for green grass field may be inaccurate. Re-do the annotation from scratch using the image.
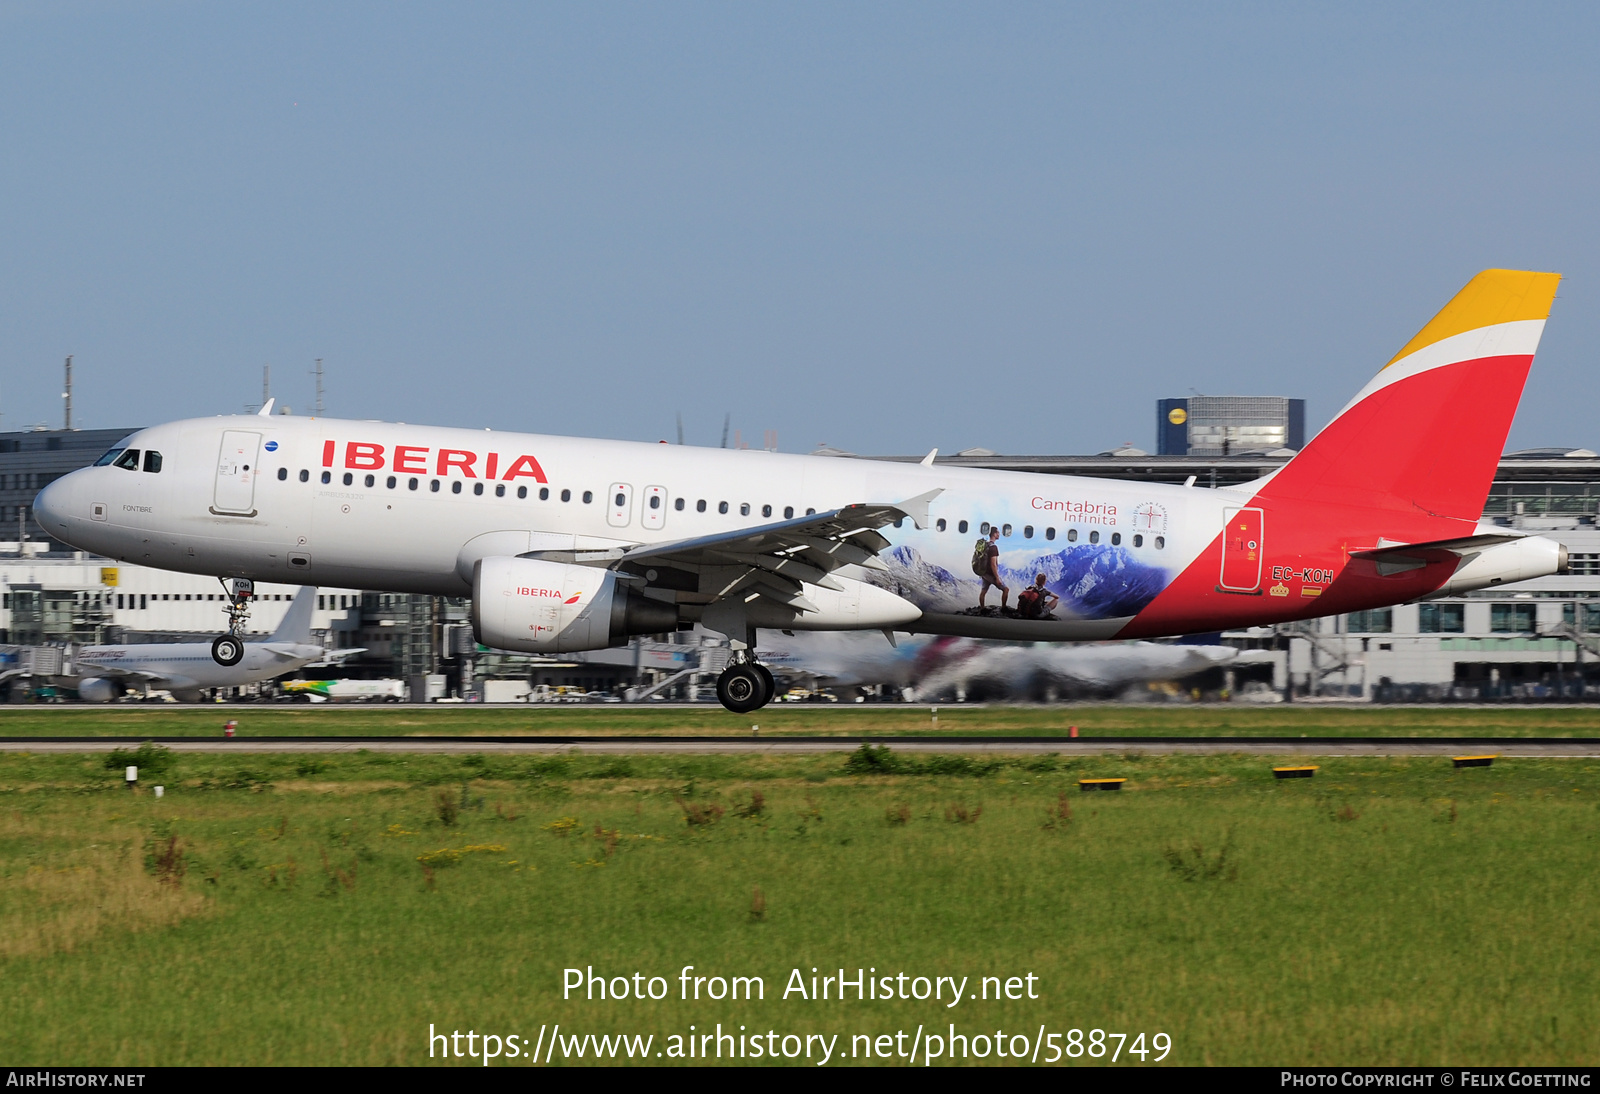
[1,742,1597,1066]
[3,702,1600,738]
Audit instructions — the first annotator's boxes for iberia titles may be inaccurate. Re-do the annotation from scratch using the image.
[322,440,547,482]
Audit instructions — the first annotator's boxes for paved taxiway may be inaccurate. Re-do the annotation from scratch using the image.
[2,736,1598,756]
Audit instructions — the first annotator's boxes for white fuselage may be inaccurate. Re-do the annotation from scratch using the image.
[37,414,1236,642]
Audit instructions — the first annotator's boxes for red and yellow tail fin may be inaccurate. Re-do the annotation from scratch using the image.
[1258,269,1560,523]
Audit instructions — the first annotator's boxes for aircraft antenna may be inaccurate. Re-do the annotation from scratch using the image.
[312,358,325,416]
[62,356,72,430]
[720,413,730,449]
[676,412,685,446]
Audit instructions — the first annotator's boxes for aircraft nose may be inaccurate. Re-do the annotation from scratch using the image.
[33,474,75,536]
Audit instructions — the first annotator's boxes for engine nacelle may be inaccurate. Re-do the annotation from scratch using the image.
[471,555,678,654]
[77,676,122,703]
[1430,535,1568,597]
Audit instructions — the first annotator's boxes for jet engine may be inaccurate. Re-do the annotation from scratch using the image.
[471,555,678,654]
[77,677,122,703]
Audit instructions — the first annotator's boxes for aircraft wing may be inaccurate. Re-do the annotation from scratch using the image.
[527,491,941,612]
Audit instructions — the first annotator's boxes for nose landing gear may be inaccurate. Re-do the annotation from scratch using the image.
[716,653,776,714]
[210,578,254,667]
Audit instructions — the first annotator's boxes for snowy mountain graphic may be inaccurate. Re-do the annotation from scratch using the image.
[868,543,1170,620]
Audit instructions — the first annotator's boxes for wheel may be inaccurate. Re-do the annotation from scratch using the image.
[753,663,776,708]
[211,634,244,667]
[716,665,766,714]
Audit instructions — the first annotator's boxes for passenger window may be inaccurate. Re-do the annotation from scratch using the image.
[1067,528,1078,542]
[1089,530,1100,544]
[387,476,396,489]
[740,503,751,516]
[762,504,772,518]
[1133,534,1143,547]
[675,497,685,511]
[321,471,331,484]
[893,518,903,528]
[299,469,309,482]
[718,501,729,515]
[936,518,946,531]
[431,479,441,492]
[539,487,549,500]
[473,483,483,496]
[1024,525,1033,538]
[495,484,505,497]
[561,489,571,502]
[1155,536,1165,549]
[143,451,162,473]
[1111,532,1121,546]
[649,495,661,509]
[113,449,141,471]
[277,467,288,481]
[517,486,527,499]
[365,474,376,487]
[409,478,419,490]
[343,473,353,486]
[1046,527,1055,541]
[958,520,968,534]
[697,500,707,513]
[451,481,462,494]
[784,506,794,519]
[980,522,990,535]
[1002,524,1012,537]
[615,492,626,507]
[582,491,593,504]
[806,508,816,516]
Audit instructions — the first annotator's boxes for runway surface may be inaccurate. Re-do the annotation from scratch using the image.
[3,736,1598,756]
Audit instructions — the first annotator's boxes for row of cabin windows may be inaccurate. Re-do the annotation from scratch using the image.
[910,516,1165,550]
[94,448,163,473]
[275,468,1163,546]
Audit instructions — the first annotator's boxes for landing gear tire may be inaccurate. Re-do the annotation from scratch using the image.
[717,664,768,714]
[753,663,776,707]
[211,635,244,667]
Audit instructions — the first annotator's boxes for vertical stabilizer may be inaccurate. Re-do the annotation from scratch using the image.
[270,586,318,643]
[1256,269,1560,523]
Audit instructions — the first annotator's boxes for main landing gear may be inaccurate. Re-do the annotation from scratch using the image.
[209,578,255,667]
[716,653,775,714]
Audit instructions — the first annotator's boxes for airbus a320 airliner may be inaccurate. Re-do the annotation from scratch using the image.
[35,270,1568,712]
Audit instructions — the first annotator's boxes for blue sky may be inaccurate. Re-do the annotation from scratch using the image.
[3,3,1597,455]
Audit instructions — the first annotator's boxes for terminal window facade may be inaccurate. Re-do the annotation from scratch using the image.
[1418,603,1465,633]
[1345,609,1393,633]
[1562,603,1600,629]
[1490,603,1538,633]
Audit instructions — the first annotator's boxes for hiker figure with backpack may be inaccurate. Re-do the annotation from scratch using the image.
[971,526,1009,613]
[1016,573,1060,620]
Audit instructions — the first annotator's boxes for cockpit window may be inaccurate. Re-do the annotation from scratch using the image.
[93,448,125,467]
[143,451,162,473]
[112,449,141,471]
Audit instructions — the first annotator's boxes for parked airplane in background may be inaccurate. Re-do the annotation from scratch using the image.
[757,630,1242,699]
[35,270,1568,712]
[67,586,361,702]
